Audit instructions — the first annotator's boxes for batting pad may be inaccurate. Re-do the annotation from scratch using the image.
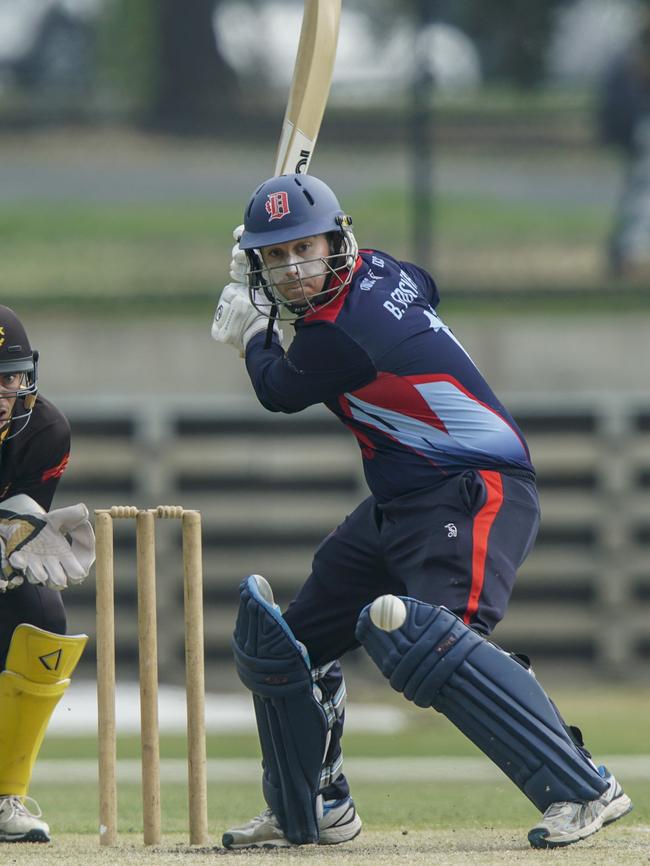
[0,624,87,796]
[232,576,328,844]
[356,599,607,812]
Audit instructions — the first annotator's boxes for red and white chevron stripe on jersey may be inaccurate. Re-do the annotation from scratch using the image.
[343,373,528,466]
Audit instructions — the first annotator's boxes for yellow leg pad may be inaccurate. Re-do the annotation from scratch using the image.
[0,624,87,796]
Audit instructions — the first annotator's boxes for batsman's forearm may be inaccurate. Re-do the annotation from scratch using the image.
[245,334,307,413]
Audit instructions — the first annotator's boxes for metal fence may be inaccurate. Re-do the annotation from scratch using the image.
[53,393,650,689]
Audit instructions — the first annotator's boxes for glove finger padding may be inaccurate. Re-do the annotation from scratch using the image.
[232,224,244,243]
[17,554,49,586]
[13,550,83,590]
[41,557,69,591]
[0,513,46,558]
[2,501,95,589]
[0,545,24,590]
[45,503,96,578]
[45,502,89,534]
[230,243,249,284]
[67,521,96,579]
[0,552,24,591]
[212,283,259,353]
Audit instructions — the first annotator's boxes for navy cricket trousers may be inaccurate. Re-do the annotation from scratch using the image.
[284,468,540,664]
[283,469,539,799]
[282,469,540,800]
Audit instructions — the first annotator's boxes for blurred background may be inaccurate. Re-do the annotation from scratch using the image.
[2,0,650,695]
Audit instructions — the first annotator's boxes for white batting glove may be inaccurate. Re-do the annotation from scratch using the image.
[211,283,282,354]
[230,224,248,284]
[0,497,96,591]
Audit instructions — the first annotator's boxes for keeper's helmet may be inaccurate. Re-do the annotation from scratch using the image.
[0,305,38,440]
[239,174,358,319]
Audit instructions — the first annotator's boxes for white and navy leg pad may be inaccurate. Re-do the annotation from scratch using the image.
[233,576,329,845]
[356,598,608,812]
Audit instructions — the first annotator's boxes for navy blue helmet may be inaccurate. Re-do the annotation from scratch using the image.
[238,174,358,319]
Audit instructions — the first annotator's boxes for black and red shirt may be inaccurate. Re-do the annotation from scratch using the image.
[0,395,70,511]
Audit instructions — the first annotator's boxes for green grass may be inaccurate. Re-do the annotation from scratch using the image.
[354,190,609,247]
[38,684,650,762]
[27,778,650,837]
[30,685,650,837]
[0,204,232,241]
[0,188,624,315]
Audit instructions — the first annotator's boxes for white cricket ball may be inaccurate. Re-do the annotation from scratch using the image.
[369,595,407,632]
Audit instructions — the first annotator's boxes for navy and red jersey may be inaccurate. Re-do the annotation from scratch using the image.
[0,395,70,510]
[246,250,534,503]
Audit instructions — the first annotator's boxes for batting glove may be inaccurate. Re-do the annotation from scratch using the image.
[0,497,96,591]
[211,283,282,355]
[230,224,248,284]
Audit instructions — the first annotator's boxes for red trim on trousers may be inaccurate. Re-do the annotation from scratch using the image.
[463,470,504,625]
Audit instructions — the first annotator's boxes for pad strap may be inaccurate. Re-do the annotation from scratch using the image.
[356,599,607,812]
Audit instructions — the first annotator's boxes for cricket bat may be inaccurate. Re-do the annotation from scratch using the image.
[273,0,342,176]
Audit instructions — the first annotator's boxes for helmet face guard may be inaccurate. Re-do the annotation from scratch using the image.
[0,305,39,441]
[239,175,358,321]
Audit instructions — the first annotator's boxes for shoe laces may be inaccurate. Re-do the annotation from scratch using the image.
[543,800,577,820]
[251,808,279,827]
[0,796,43,820]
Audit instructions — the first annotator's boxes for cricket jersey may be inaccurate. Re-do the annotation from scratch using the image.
[245,250,534,503]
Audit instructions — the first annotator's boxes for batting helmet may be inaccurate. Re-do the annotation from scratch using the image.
[238,174,358,319]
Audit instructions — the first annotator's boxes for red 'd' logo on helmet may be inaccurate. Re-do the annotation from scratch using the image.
[265,191,290,221]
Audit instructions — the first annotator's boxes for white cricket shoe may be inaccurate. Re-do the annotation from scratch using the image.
[0,796,50,843]
[222,796,362,849]
[528,767,632,849]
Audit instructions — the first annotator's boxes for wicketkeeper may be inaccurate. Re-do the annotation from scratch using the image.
[0,305,95,843]
[211,175,632,850]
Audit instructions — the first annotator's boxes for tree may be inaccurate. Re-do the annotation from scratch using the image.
[150,0,240,131]
[98,0,239,131]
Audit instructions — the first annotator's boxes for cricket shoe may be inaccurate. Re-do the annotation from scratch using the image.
[0,796,50,843]
[222,796,362,849]
[528,767,632,849]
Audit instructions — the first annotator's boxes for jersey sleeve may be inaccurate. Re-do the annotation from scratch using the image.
[399,261,440,308]
[245,322,376,413]
[8,417,71,511]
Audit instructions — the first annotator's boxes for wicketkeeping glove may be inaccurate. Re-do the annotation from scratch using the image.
[0,498,96,591]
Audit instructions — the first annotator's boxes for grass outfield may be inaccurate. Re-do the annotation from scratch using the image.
[37,683,650,761]
[15,685,649,863]
[0,190,624,315]
[14,781,649,864]
[27,778,650,834]
[3,127,647,314]
[4,192,648,318]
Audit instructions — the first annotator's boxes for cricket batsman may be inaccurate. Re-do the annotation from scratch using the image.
[211,174,632,850]
[0,305,95,842]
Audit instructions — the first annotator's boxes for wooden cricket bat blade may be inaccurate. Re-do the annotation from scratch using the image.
[274,0,342,176]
